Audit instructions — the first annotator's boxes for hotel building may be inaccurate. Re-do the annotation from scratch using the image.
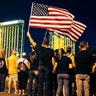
[49,32,75,54]
[0,19,25,57]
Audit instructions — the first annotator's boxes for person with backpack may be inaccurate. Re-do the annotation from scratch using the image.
[17,52,30,95]
[27,32,55,96]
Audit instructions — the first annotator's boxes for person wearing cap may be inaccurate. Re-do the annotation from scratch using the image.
[27,32,55,96]
[17,52,30,95]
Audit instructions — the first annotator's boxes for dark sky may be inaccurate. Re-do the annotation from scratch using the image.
[0,0,96,53]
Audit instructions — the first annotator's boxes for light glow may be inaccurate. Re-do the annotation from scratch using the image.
[0,20,24,25]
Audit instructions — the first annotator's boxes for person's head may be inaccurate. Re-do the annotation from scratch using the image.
[30,45,35,52]
[0,50,4,58]
[66,46,71,53]
[54,49,58,56]
[11,50,17,55]
[79,41,88,50]
[22,52,26,58]
[1,49,6,58]
[90,46,96,55]
[42,37,49,46]
[58,48,65,56]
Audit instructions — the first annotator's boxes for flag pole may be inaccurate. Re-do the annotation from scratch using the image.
[44,30,47,37]
[27,2,34,32]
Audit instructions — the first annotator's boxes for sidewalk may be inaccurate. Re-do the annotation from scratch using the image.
[3,76,77,96]
[0,92,20,96]
[1,76,28,96]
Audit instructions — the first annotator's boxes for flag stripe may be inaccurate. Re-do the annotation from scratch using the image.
[50,28,79,39]
[49,6,75,18]
[30,16,73,22]
[73,20,87,28]
[29,2,73,29]
[30,16,72,28]
[48,20,87,42]
[30,24,71,29]
[48,28,77,42]
[29,2,87,42]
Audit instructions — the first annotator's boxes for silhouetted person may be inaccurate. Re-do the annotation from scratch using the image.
[55,48,72,96]
[75,41,94,96]
[0,49,8,92]
[27,32,55,96]
[66,46,76,96]
[27,46,39,96]
[17,52,30,95]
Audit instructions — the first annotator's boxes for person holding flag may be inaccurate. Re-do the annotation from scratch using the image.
[27,31,55,96]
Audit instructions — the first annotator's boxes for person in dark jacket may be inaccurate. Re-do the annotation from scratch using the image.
[0,49,8,92]
[90,46,96,96]
[27,45,39,96]
[27,32,55,96]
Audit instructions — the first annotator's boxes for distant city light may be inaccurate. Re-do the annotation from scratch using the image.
[0,19,24,26]
[0,19,25,57]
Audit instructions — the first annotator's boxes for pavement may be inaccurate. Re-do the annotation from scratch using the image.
[0,76,28,96]
[1,76,77,96]
[0,92,21,96]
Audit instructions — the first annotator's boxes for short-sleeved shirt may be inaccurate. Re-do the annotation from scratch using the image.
[0,58,7,73]
[17,58,28,66]
[28,51,39,70]
[75,50,93,74]
[57,56,72,74]
[8,55,18,74]
[35,44,54,70]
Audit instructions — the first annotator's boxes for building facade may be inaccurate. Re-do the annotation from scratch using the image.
[0,20,25,57]
[49,32,75,54]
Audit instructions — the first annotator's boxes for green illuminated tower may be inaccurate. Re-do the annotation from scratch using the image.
[49,32,75,54]
[0,20,25,57]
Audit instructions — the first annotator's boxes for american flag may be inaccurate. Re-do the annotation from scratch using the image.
[48,20,87,42]
[29,2,87,42]
[29,2,74,30]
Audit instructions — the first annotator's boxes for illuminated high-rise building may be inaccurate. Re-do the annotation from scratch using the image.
[0,20,25,57]
[49,32,75,54]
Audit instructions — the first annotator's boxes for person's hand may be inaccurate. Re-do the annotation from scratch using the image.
[52,68,56,73]
[26,32,31,38]
[26,31,36,47]
[34,70,38,75]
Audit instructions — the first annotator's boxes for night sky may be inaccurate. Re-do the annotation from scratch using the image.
[0,0,96,53]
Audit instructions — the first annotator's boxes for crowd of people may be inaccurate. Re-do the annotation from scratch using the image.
[0,32,96,96]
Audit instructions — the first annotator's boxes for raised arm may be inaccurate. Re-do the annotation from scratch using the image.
[26,32,36,47]
[52,57,58,73]
[92,63,96,73]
